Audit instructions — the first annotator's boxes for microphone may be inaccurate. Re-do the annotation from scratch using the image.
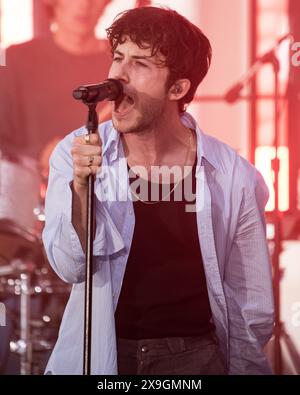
[73,78,123,103]
[224,82,244,104]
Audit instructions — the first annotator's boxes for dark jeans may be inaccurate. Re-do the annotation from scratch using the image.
[117,332,227,375]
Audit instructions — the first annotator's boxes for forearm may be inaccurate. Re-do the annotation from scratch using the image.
[71,181,88,253]
[43,132,111,284]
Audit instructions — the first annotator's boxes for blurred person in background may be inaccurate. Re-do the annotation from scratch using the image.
[0,0,112,176]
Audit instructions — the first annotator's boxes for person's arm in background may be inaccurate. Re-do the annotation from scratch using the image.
[224,170,275,374]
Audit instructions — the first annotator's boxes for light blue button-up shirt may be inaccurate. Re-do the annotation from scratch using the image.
[42,112,274,375]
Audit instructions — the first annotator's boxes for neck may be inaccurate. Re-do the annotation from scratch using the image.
[53,29,102,55]
[122,109,194,168]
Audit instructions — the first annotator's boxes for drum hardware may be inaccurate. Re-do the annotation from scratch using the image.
[0,258,34,278]
[0,153,42,263]
[7,272,33,375]
[3,266,70,374]
[33,206,45,223]
[0,152,70,374]
[1,259,71,374]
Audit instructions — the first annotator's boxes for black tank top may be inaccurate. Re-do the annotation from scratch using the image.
[115,156,214,339]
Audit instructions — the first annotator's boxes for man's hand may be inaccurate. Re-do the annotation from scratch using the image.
[71,133,102,188]
[70,132,102,251]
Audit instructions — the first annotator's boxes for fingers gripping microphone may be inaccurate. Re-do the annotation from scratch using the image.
[73,78,123,104]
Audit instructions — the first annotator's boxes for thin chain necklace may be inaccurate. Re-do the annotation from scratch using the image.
[129,129,192,204]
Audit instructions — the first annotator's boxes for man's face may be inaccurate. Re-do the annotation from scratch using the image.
[108,38,171,134]
[52,0,109,37]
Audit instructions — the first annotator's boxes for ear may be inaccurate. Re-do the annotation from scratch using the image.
[168,79,191,102]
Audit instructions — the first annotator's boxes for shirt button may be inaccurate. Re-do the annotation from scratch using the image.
[129,209,133,215]
[141,345,148,353]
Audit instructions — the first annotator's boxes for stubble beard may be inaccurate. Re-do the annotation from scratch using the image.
[112,96,167,135]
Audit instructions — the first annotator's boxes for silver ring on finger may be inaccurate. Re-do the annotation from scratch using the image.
[84,134,91,144]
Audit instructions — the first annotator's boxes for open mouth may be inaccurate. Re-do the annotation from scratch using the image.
[114,93,135,116]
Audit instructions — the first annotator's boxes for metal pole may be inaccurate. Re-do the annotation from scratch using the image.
[272,56,282,375]
[249,0,258,165]
[20,272,32,375]
[83,104,97,375]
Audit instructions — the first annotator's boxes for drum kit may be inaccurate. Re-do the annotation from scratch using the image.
[0,152,70,375]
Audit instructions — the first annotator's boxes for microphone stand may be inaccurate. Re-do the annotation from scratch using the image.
[266,49,300,376]
[73,79,123,375]
[224,36,300,374]
[267,50,282,375]
[82,102,98,375]
[224,34,293,103]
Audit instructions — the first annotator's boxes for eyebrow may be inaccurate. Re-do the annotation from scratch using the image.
[113,50,154,63]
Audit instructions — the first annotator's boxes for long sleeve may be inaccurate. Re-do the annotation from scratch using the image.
[224,170,274,374]
[42,133,124,284]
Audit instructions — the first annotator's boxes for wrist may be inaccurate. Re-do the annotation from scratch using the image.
[72,179,88,191]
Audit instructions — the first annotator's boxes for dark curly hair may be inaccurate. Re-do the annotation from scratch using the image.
[106,6,212,113]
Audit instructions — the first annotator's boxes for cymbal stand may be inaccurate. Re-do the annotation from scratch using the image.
[9,271,32,374]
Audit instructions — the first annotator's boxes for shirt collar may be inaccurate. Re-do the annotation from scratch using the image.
[101,122,120,163]
[180,112,221,171]
[101,112,221,171]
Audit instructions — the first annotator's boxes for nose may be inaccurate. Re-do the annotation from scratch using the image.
[109,62,130,85]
